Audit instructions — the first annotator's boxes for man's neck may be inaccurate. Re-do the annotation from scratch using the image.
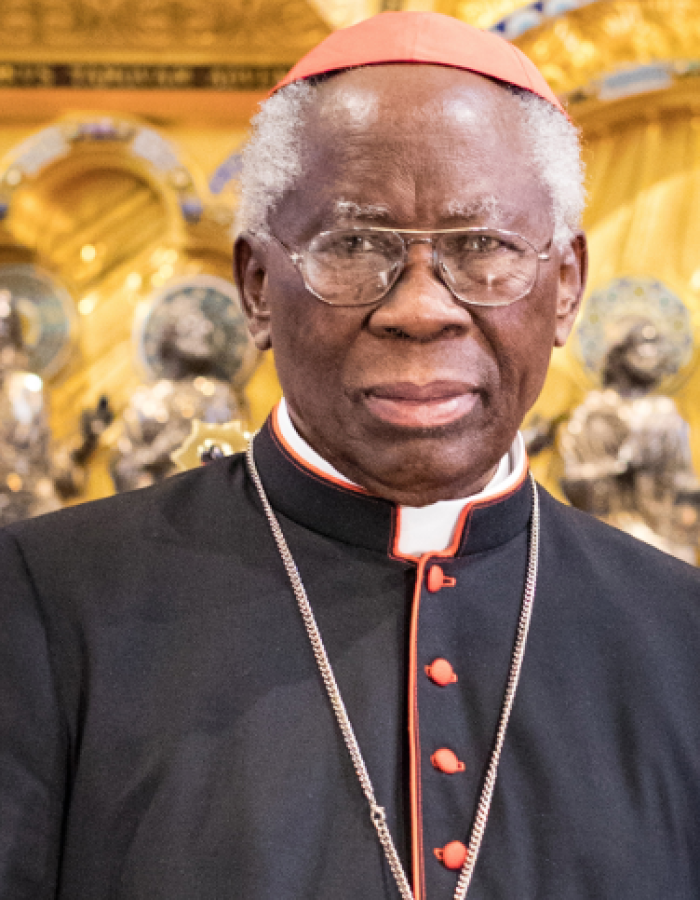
[275,398,526,556]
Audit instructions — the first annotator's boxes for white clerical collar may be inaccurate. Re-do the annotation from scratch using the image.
[276,398,526,557]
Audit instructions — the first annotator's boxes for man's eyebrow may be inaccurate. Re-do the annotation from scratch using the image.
[333,200,394,222]
[333,197,507,225]
[445,196,505,222]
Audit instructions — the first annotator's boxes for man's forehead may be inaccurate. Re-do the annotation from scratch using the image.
[271,66,549,239]
[312,64,513,125]
[300,69,530,188]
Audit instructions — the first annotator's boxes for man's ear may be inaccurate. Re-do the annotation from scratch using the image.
[554,231,588,348]
[234,233,272,352]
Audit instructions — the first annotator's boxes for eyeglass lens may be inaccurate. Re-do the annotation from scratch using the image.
[300,229,539,307]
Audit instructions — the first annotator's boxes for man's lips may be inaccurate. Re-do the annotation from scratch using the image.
[362,381,480,428]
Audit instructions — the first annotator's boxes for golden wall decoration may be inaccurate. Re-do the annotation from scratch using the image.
[436,0,531,29]
[0,0,330,65]
[307,0,382,28]
[514,0,700,98]
[0,111,269,505]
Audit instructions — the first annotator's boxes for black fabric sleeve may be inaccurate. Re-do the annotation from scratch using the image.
[0,529,68,899]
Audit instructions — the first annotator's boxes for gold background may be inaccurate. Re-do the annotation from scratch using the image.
[0,0,699,499]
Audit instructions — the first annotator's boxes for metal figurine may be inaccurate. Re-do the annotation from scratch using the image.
[558,320,700,563]
[52,396,114,500]
[110,290,242,492]
[0,290,113,524]
[0,290,61,524]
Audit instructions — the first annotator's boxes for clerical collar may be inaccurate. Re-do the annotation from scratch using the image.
[276,398,526,556]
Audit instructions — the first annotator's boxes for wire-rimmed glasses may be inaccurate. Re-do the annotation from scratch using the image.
[265,226,552,308]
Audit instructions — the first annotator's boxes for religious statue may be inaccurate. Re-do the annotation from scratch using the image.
[109,279,253,492]
[0,289,113,525]
[51,396,114,500]
[557,319,700,563]
[0,288,60,525]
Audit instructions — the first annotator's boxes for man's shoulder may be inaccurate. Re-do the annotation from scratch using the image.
[537,484,700,598]
[535,486,700,711]
[2,453,252,556]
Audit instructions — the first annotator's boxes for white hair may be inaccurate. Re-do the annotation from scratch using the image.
[510,86,586,249]
[237,80,317,238]
[237,76,585,250]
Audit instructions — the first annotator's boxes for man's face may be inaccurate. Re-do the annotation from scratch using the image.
[236,65,586,505]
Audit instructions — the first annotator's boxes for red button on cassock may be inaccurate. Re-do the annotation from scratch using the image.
[427,564,456,593]
[431,748,465,774]
[425,658,458,686]
[434,840,468,870]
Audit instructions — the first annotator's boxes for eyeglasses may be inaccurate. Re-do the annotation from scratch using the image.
[266,226,552,308]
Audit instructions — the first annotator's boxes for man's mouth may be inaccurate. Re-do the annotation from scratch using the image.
[363,381,480,428]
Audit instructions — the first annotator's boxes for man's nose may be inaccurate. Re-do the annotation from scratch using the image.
[367,242,473,340]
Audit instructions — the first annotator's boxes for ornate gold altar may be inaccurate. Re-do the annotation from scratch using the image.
[0,0,699,519]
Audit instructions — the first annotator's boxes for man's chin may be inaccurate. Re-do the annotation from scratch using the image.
[334,425,506,504]
[350,454,499,505]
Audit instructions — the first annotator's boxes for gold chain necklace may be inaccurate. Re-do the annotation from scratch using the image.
[246,441,540,900]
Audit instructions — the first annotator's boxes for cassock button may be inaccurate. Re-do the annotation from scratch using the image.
[431,748,465,774]
[426,564,457,593]
[434,840,468,870]
[425,658,458,686]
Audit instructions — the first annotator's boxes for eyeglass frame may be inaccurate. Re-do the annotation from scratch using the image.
[259,225,553,309]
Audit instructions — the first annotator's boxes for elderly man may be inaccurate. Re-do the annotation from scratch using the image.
[2,11,700,900]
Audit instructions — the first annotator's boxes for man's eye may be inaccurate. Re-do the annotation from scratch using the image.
[335,234,375,256]
[463,234,503,253]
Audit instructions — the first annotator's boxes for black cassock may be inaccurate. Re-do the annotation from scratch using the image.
[2,415,700,900]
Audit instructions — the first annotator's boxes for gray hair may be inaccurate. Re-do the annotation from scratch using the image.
[237,76,585,250]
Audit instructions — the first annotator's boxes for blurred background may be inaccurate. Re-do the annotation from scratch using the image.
[1,0,700,561]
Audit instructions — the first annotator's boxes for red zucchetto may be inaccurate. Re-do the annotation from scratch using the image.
[272,11,565,114]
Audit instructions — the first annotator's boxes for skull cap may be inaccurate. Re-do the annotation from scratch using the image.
[272,11,565,115]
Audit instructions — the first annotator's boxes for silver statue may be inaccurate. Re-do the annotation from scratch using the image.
[0,290,112,525]
[110,288,243,492]
[0,290,61,524]
[558,320,700,563]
